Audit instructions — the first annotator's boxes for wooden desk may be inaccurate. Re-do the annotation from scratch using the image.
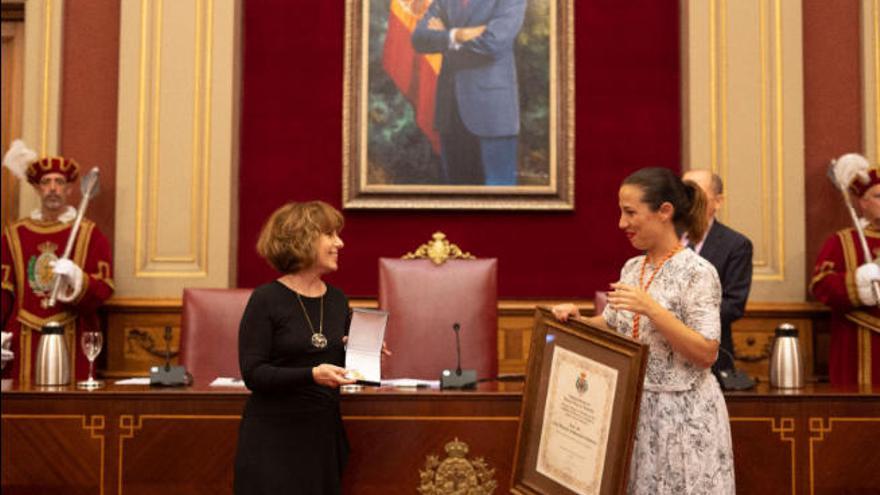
[2,381,877,495]
[725,383,880,495]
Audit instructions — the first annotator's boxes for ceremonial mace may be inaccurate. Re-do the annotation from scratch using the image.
[827,159,880,305]
[48,167,101,308]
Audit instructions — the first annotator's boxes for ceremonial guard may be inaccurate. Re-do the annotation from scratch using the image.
[1,141,114,382]
[811,153,880,385]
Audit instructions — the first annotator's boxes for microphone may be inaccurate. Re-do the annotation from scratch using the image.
[453,323,462,375]
[712,346,755,391]
[149,326,191,387]
[440,322,477,389]
[163,326,173,372]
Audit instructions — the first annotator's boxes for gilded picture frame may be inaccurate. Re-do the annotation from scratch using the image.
[342,0,574,210]
[511,307,648,495]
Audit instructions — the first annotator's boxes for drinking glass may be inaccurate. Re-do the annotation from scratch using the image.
[77,331,104,389]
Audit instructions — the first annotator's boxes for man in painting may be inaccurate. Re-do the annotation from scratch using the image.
[412,0,527,186]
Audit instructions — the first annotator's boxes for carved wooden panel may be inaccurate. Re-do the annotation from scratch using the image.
[2,383,877,494]
[1,415,105,494]
[100,299,830,382]
[118,415,239,495]
[729,417,796,495]
[732,317,814,382]
[103,300,181,378]
[497,315,533,375]
[344,419,518,494]
[808,418,880,495]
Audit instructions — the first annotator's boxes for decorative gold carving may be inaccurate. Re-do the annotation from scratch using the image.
[418,437,497,495]
[402,232,476,265]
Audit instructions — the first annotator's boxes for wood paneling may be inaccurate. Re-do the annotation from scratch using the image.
[101,298,831,381]
[102,298,181,378]
[1,414,104,495]
[725,385,880,495]
[1,19,24,229]
[2,382,877,494]
[682,0,807,300]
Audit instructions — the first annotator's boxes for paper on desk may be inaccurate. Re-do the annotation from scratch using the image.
[380,378,440,389]
[345,308,388,385]
[210,377,247,387]
[115,377,150,385]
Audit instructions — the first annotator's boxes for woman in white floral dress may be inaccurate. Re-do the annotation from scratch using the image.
[553,167,735,494]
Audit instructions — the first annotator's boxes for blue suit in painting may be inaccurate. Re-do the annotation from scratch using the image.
[412,0,527,185]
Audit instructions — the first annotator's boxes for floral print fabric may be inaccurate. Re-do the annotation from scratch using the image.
[603,248,735,494]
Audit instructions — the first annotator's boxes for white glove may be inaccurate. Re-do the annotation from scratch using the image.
[834,153,871,190]
[50,258,84,303]
[855,262,880,306]
[1,331,12,370]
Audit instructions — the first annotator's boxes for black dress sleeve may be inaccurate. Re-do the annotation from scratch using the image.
[238,287,314,392]
[344,295,352,337]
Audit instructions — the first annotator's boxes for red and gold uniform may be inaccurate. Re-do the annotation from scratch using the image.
[810,226,880,385]
[1,215,113,383]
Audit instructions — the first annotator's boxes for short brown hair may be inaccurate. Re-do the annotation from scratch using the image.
[256,201,344,274]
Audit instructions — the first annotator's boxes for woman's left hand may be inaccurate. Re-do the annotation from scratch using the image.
[607,283,659,317]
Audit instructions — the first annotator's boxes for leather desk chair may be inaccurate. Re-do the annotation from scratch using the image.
[179,288,252,382]
[594,291,608,316]
[378,233,498,380]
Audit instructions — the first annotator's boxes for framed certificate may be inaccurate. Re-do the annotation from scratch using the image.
[511,307,648,495]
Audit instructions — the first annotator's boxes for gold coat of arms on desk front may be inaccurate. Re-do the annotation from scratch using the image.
[418,437,497,495]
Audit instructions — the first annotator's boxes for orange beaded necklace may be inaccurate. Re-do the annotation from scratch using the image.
[631,246,682,340]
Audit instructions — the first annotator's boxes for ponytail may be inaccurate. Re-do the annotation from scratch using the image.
[622,167,709,241]
[682,180,708,242]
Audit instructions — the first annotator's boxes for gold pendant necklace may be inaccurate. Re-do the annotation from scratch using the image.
[296,292,327,349]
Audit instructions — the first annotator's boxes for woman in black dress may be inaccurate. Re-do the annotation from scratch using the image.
[234,200,355,495]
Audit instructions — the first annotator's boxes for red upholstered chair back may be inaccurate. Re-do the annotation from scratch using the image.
[378,258,498,380]
[179,288,253,382]
[594,290,608,316]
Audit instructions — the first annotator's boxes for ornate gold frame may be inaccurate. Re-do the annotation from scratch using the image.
[342,0,575,210]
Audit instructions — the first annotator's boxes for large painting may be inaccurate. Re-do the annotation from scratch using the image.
[343,0,574,210]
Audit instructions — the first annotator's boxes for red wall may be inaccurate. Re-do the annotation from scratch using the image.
[238,1,681,298]
[61,0,120,244]
[802,0,861,286]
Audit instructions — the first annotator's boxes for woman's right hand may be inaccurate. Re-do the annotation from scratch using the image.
[551,303,580,322]
[312,364,356,388]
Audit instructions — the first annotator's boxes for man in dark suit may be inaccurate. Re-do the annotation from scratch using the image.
[683,170,753,376]
[412,0,527,185]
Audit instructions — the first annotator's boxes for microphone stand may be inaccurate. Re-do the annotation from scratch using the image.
[440,322,477,389]
[453,323,462,376]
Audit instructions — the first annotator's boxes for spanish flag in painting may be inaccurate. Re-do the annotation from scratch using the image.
[382,0,442,154]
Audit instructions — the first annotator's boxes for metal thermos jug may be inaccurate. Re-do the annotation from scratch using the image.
[35,322,70,386]
[769,323,804,388]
